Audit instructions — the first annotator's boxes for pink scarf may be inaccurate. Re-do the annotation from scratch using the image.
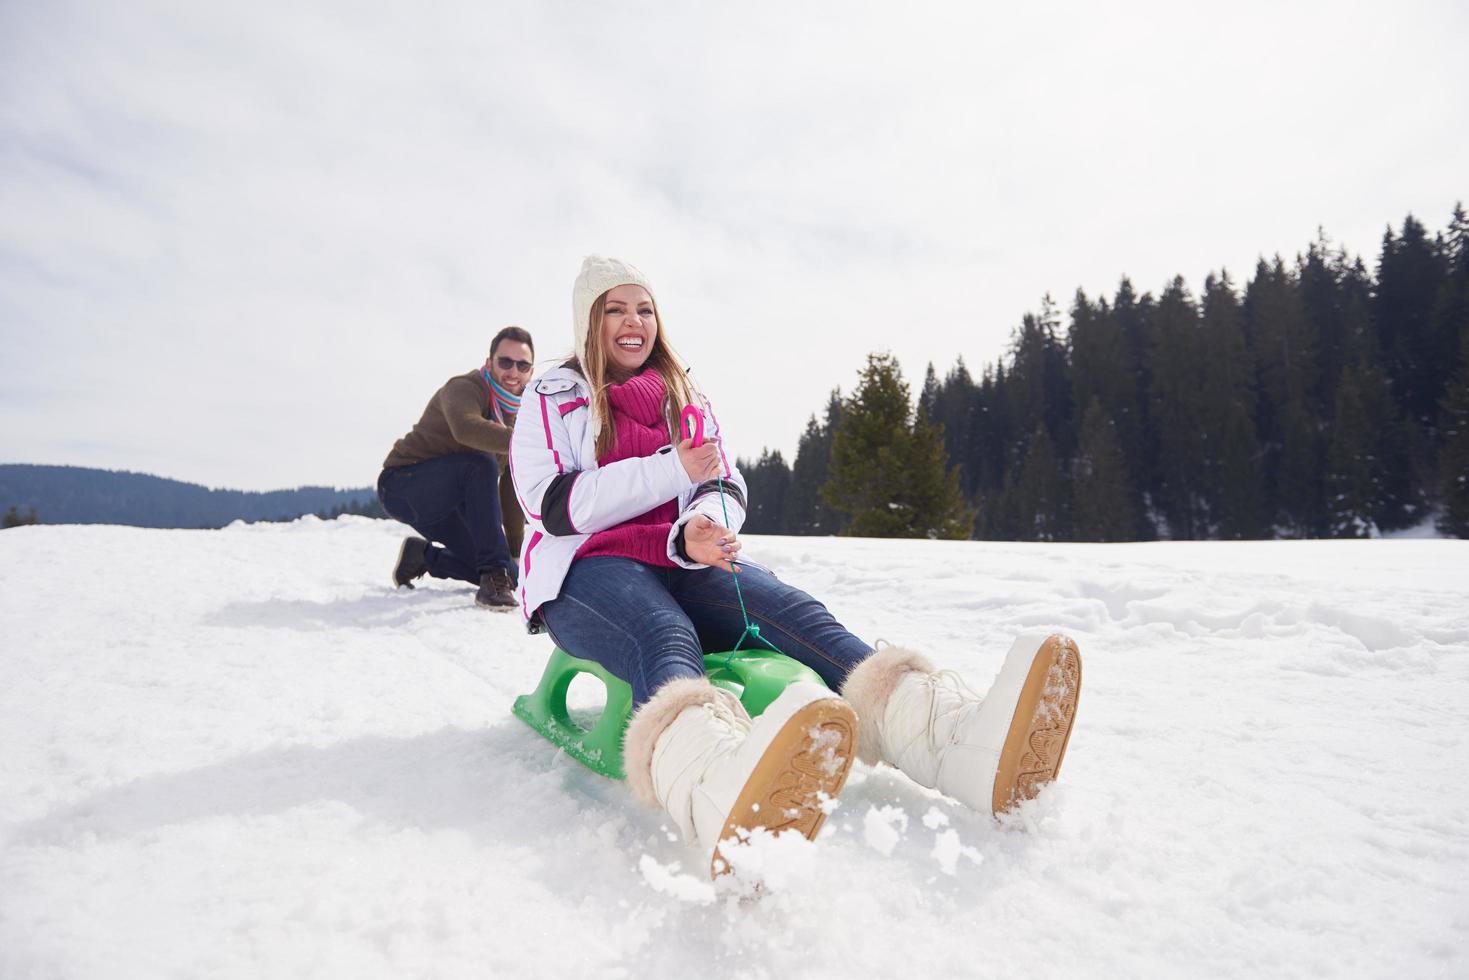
[575,369,680,567]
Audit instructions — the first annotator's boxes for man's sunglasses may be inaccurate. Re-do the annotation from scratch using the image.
[496,356,534,373]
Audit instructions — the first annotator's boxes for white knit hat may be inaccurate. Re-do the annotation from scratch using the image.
[571,255,655,359]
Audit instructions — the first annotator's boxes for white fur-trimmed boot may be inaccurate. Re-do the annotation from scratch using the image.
[624,677,858,878]
[843,633,1082,815]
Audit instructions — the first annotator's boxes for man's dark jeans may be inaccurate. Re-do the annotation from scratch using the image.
[377,453,515,584]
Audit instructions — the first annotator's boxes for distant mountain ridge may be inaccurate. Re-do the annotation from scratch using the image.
[0,464,381,529]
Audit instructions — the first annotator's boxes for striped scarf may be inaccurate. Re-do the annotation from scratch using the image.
[482,369,522,423]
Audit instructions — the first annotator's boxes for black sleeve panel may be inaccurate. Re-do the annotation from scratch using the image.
[543,472,580,536]
[690,479,746,512]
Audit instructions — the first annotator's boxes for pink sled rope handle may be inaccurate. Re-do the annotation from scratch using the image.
[680,404,704,448]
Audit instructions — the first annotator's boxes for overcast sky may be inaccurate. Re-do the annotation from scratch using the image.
[2,0,1466,491]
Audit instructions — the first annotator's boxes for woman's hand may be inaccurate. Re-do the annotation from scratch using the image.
[677,436,723,482]
[682,515,741,573]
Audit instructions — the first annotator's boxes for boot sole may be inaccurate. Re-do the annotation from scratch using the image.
[710,698,858,879]
[991,634,1082,815]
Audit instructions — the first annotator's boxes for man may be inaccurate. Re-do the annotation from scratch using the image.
[377,326,535,608]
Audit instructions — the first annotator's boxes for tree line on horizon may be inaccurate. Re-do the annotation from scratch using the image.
[3,505,40,529]
[0,465,383,529]
[738,205,1469,541]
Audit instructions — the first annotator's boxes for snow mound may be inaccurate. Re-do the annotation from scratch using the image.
[2,521,1467,978]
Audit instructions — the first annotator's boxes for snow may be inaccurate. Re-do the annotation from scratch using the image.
[2,518,1467,978]
[862,805,909,856]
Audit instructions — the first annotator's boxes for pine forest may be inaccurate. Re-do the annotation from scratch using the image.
[738,206,1469,541]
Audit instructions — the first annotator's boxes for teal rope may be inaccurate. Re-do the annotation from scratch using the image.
[712,461,787,663]
[681,403,791,665]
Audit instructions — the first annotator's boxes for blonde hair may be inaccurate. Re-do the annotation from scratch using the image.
[578,291,697,460]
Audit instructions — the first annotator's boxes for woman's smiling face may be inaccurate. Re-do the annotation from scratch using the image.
[600,283,657,378]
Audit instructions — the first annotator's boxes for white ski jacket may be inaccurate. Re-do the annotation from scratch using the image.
[508,364,749,624]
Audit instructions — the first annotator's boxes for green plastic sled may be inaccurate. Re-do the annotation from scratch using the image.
[512,646,826,779]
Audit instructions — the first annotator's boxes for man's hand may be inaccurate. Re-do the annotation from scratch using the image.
[683,515,741,573]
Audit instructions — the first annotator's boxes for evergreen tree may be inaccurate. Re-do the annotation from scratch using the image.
[783,391,843,535]
[3,505,40,529]
[1299,230,1375,418]
[824,355,910,536]
[1245,257,1322,534]
[738,449,792,534]
[973,362,1013,502]
[1325,362,1384,536]
[1199,272,1266,537]
[906,406,976,539]
[1322,359,1417,535]
[349,496,387,519]
[316,497,386,521]
[970,363,1015,538]
[1376,214,1451,432]
[1436,327,1469,537]
[1008,297,1074,458]
[1068,289,1143,487]
[823,353,972,538]
[1275,401,1325,536]
[1244,257,1316,410]
[918,363,940,420]
[1429,204,1469,443]
[1005,424,1066,541]
[1071,400,1136,541]
[929,359,980,499]
[1146,277,1209,538]
[1111,278,1156,520]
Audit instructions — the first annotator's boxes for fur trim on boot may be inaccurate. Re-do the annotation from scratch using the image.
[623,677,727,807]
[840,646,936,764]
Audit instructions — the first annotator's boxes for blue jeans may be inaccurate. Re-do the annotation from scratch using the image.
[377,454,515,584]
[540,556,873,706]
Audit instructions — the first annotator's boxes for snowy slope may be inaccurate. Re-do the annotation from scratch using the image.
[1,519,1466,979]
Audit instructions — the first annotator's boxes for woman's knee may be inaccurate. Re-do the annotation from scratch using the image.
[740,566,826,620]
[741,570,870,673]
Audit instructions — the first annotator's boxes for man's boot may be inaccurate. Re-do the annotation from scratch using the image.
[474,567,517,609]
[842,634,1082,815]
[624,678,858,878]
[392,537,429,589]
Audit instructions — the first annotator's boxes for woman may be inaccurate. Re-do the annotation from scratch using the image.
[510,256,1082,877]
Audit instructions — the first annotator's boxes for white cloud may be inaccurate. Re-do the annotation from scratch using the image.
[1,0,1466,488]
